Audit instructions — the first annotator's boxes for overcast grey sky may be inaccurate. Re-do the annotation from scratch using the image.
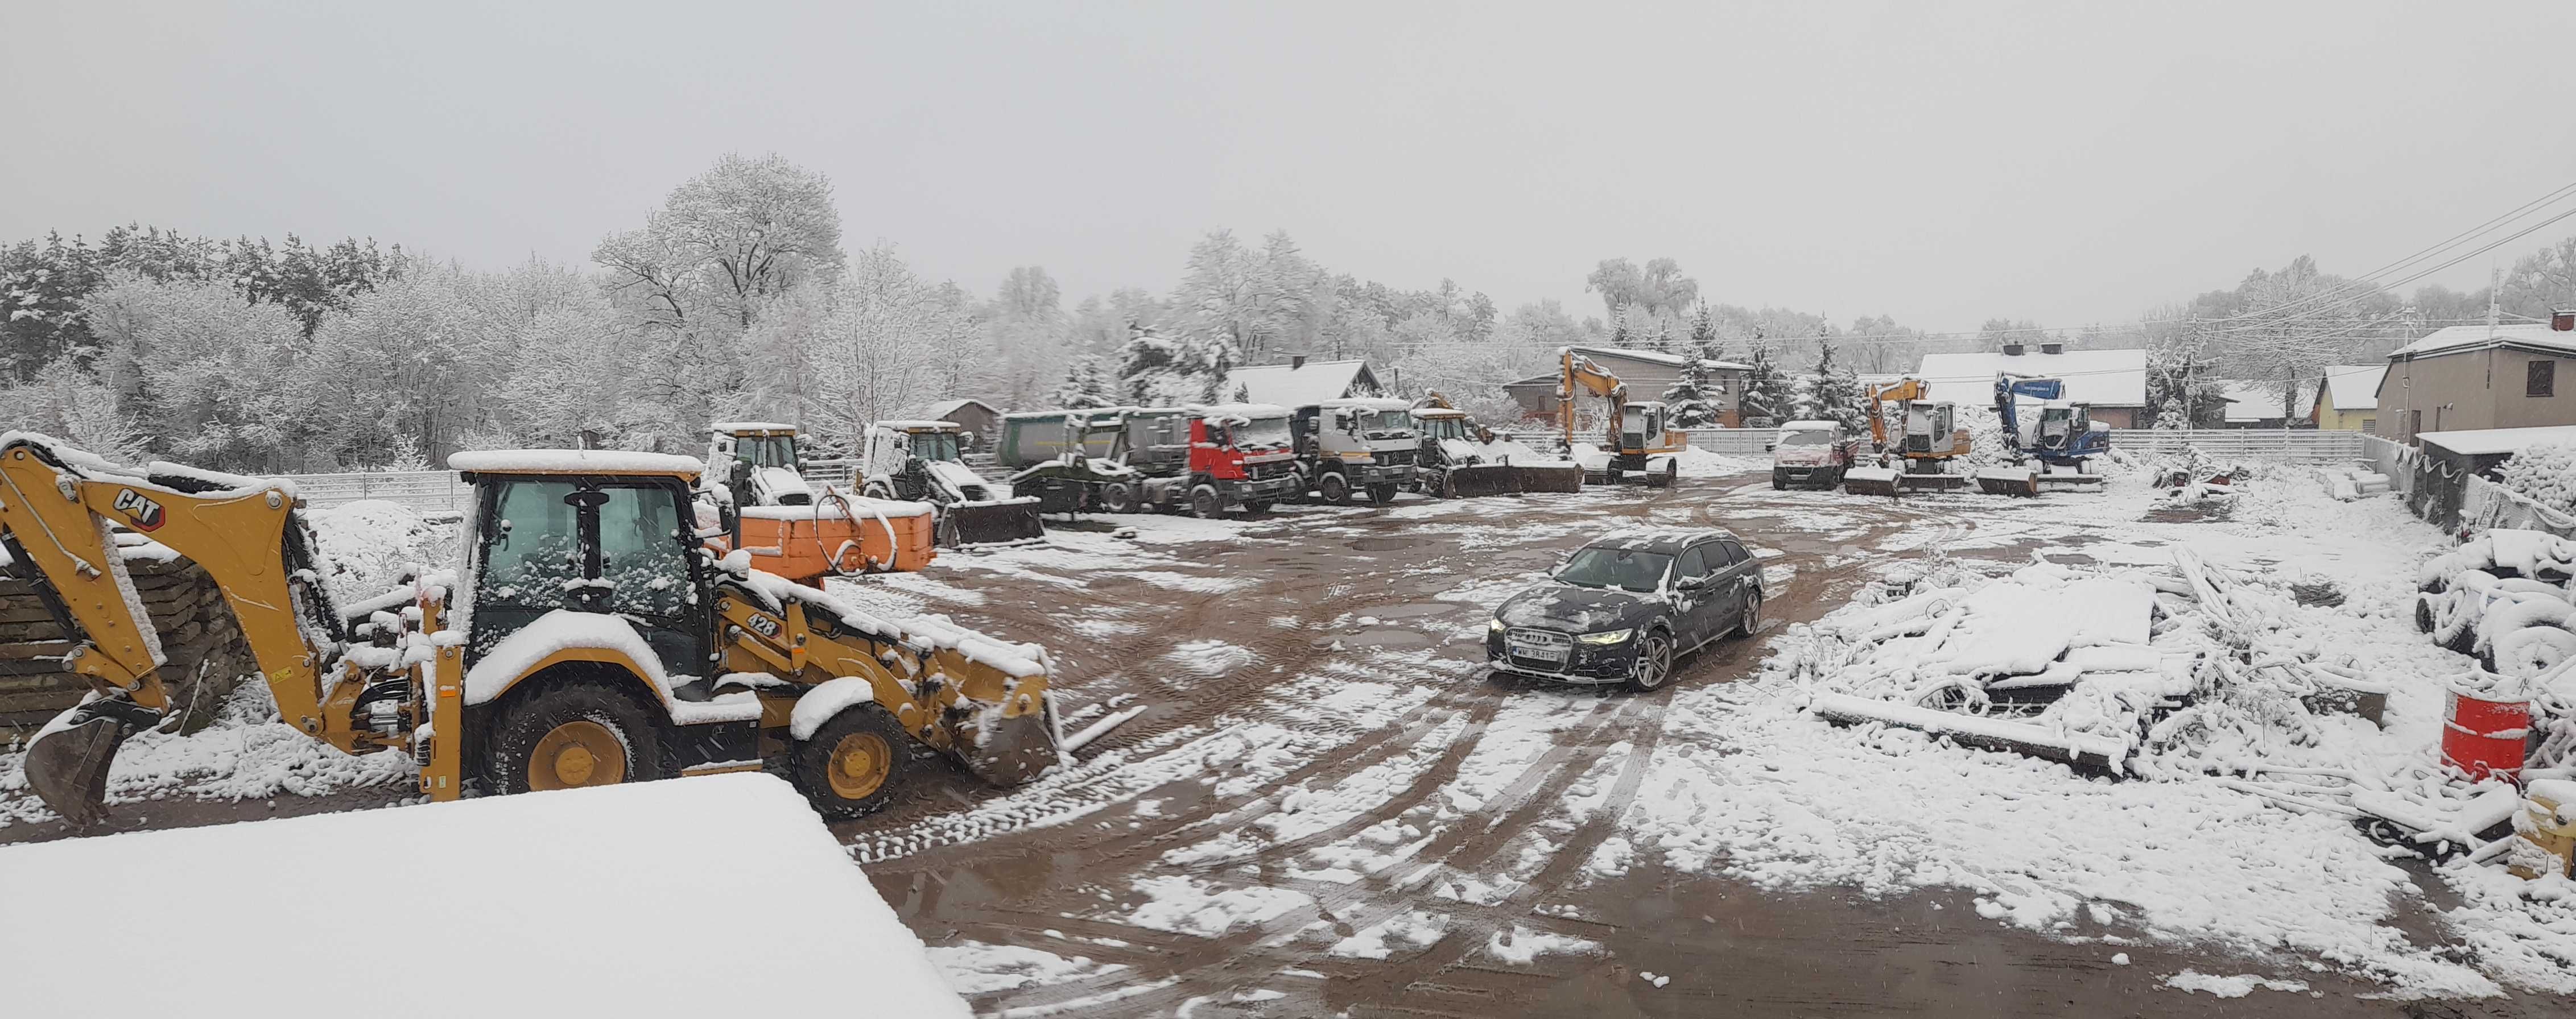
[7,1,2574,333]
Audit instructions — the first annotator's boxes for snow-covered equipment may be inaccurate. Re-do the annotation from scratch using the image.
[1557,348,1686,487]
[1844,376,1970,495]
[861,420,1043,547]
[2443,690,2530,782]
[996,405,1302,517]
[2509,781,2576,879]
[1,433,1063,829]
[702,422,935,582]
[1768,419,1863,490]
[1405,391,1528,498]
[1980,373,2108,494]
[1288,397,1421,506]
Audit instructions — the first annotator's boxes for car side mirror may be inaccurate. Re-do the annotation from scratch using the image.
[1764,442,1777,452]
[1676,575,1711,592]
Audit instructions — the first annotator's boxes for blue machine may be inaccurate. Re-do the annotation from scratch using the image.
[1991,374,2109,485]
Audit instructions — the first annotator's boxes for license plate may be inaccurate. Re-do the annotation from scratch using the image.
[1510,643,1566,662]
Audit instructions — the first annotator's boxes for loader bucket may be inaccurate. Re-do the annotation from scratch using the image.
[1976,466,2041,497]
[1443,464,1522,498]
[1514,462,1586,494]
[21,697,156,828]
[942,499,1045,547]
[1843,466,1901,496]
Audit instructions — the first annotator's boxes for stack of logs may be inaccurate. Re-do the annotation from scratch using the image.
[1,550,256,739]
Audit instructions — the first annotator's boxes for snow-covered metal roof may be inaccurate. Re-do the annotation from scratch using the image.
[448,449,705,475]
[2416,425,2576,457]
[2388,323,2576,361]
[1914,347,2148,407]
[1222,360,1374,407]
[918,397,996,421]
[2314,364,2386,413]
[1190,401,1291,421]
[1570,346,1753,371]
[708,421,795,433]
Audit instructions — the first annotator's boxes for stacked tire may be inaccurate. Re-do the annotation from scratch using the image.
[2417,529,2576,678]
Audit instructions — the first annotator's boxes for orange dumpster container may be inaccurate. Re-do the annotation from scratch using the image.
[728,496,936,584]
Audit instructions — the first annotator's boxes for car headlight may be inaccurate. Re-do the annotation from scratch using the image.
[1578,628,1634,644]
[1489,618,1508,633]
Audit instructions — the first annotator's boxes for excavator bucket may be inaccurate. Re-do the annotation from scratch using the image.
[917,648,1064,785]
[1843,466,1902,497]
[21,697,156,828]
[941,499,1044,547]
[1442,464,1522,498]
[1976,466,2041,497]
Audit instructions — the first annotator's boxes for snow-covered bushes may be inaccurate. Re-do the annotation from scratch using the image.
[2497,442,2576,515]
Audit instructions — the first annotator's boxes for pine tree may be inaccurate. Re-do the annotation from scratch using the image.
[1609,305,1630,347]
[1807,342,1863,431]
[1051,355,1116,408]
[1689,301,1716,359]
[1740,346,1793,426]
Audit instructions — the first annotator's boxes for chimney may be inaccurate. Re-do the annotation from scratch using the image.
[1290,354,1308,370]
[2553,309,2575,332]
[2040,341,2064,355]
[2001,342,2026,357]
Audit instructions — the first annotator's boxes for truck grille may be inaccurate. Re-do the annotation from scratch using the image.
[1377,449,1414,467]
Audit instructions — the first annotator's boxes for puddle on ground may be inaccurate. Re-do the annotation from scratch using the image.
[1359,602,1462,620]
[1327,628,1438,649]
[1349,536,1433,551]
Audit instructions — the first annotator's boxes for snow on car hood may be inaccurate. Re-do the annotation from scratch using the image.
[1495,582,1665,633]
[1774,446,1836,466]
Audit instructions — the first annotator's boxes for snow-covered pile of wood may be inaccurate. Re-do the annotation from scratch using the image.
[1787,548,2388,777]
[2497,442,2576,516]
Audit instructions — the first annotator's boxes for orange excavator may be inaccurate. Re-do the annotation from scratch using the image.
[1557,348,1688,488]
[1843,376,1971,495]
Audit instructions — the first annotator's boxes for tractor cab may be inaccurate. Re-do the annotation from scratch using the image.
[706,422,810,506]
[1619,401,1671,455]
[1900,402,1961,457]
[1413,408,1472,442]
[451,451,715,678]
[2034,405,2102,453]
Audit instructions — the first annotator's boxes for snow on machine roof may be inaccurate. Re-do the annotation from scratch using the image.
[873,419,965,432]
[449,449,705,477]
[708,421,796,434]
[1191,402,1292,421]
[1313,397,1414,412]
[1413,407,1468,418]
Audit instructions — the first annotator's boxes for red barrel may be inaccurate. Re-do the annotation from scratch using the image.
[2444,692,2530,781]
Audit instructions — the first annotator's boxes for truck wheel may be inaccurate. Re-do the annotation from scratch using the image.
[1771,469,1787,490]
[484,678,663,794]
[1368,482,1398,506]
[1189,483,1224,518]
[1101,482,1138,513]
[1439,473,1458,499]
[1319,473,1352,506]
[790,704,911,819]
[862,480,897,500]
[1657,460,1679,488]
[935,514,960,548]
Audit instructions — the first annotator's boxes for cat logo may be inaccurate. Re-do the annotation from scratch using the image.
[744,612,781,638]
[112,488,167,532]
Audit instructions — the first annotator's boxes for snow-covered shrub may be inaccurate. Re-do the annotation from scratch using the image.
[2496,442,2576,515]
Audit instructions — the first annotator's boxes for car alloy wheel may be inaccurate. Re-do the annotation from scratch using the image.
[1625,630,1673,692]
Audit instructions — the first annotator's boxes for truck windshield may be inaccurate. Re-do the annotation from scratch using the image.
[1363,409,1412,432]
[1554,547,1672,594]
[1777,429,1837,447]
[1237,416,1292,449]
[736,434,798,469]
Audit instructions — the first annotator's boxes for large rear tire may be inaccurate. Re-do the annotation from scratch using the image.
[485,678,663,795]
[791,704,912,819]
[1368,482,1399,506]
[1100,482,1138,514]
[1189,483,1225,519]
[1319,472,1352,506]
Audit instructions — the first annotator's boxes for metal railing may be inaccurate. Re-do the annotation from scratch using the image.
[287,471,472,513]
[2106,429,2363,463]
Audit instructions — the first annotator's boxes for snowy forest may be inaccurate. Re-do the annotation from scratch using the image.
[7,152,2576,473]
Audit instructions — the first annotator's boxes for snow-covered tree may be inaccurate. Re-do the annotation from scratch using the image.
[1806,342,1863,431]
[1738,346,1793,425]
[1048,356,1116,409]
[0,358,148,461]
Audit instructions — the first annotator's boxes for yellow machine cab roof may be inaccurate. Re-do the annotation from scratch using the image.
[448,449,705,477]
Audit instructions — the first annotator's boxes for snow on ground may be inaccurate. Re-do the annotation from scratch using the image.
[0,773,971,1016]
[2164,971,2314,997]
[302,498,459,603]
[1612,474,2576,997]
[0,682,416,829]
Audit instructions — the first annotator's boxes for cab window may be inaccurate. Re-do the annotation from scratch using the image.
[1676,545,1711,580]
[481,479,580,608]
[597,483,691,619]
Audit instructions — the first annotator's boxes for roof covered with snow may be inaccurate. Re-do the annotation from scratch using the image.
[1223,359,1376,407]
[0,773,972,1017]
[449,449,704,476]
[1569,345,1752,371]
[2315,364,2387,413]
[708,421,795,434]
[2215,381,2298,422]
[1190,401,1291,421]
[1914,347,2148,407]
[2388,323,2576,361]
[2416,425,2576,457]
[919,397,996,420]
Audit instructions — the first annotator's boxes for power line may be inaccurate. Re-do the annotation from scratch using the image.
[2197,176,2576,326]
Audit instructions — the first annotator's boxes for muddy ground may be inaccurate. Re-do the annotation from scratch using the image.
[1,473,2552,1017]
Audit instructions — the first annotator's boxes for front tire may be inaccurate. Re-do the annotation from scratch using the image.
[1100,482,1138,514]
[791,704,911,819]
[1623,629,1675,693]
[1189,483,1225,518]
[484,678,663,795]
[1319,472,1352,506]
[1771,469,1787,490]
[1368,482,1399,506]
[1738,588,1763,637]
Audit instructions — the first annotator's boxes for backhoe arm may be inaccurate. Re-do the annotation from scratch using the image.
[0,434,349,825]
[1557,349,1629,450]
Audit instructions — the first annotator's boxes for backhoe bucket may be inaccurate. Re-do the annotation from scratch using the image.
[1442,464,1521,498]
[1843,466,1901,496]
[21,698,155,828]
[1514,462,1586,493]
[942,499,1044,547]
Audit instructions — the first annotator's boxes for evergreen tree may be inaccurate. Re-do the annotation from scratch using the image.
[1662,358,1719,428]
[1609,306,1630,347]
[1739,346,1793,425]
[1689,301,1716,359]
[1807,342,1863,431]
[1050,355,1116,408]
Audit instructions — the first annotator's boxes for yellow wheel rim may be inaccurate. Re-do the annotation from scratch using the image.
[828,732,892,801]
[529,720,627,790]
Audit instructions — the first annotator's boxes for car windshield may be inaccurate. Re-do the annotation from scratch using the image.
[736,434,797,469]
[1554,546,1672,593]
[1777,428,1836,446]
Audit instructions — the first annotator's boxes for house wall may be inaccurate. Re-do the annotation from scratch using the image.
[1503,361,1747,425]
[2090,407,2142,429]
[2383,347,2576,441]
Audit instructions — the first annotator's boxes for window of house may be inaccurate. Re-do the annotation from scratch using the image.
[2359,417,2375,433]
[2531,360,2556,398]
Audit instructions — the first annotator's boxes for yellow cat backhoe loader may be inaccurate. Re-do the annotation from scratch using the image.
[0,433,1061,829]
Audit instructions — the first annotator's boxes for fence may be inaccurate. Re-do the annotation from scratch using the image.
[288,471,472,514]
[2106,429,2363,463]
